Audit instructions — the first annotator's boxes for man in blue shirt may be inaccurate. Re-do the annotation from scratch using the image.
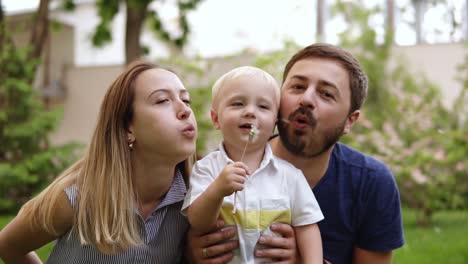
[188,43,404,264]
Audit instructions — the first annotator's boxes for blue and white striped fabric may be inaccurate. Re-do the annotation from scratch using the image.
[46,169,189,264]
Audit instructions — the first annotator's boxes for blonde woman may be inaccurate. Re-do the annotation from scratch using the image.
[0,61,198,263]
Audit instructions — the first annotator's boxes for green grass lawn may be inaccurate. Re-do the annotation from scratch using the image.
[1,209,467,263]
[394,209,468,263]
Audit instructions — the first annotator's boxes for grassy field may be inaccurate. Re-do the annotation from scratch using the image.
[394,209,468,263]
[1,209,467,263]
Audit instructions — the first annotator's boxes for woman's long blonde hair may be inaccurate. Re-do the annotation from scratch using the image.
[20,61,194,253]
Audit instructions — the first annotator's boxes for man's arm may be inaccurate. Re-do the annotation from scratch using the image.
[186,220,238,264]
[353,247,392,264]
[186,221,298,264]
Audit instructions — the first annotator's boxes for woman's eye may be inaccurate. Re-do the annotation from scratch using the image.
[183,99,191,105]
[156,99,169,104]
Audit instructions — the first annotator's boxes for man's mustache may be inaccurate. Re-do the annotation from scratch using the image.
[282,106,317,127]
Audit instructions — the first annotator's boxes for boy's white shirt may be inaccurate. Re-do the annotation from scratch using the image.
[182,143,324,264]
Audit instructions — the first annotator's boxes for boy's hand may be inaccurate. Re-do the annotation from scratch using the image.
[213,162,250,196]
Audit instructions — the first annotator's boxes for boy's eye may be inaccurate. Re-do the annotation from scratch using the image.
[231,102,243,106]
[259,104,270,110]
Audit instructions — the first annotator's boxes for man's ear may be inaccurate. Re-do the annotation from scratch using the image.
[343,110,360,135]
[210,109,221,130]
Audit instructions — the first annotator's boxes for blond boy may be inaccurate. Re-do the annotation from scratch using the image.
[182,66,323,264]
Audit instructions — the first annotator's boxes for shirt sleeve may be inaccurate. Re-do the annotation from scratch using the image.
[356,163,405,251]
[289,167,324,226]
[180,157,217,215]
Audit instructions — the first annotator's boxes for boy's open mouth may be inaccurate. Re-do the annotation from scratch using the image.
[239,123,253,129]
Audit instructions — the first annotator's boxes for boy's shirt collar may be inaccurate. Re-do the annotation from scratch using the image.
[217,142,279,172]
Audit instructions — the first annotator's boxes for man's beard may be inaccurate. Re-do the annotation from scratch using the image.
[277,106,346,158]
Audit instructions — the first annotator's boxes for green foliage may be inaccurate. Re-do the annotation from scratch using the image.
[147,0,203,48]
[333,0,468,224]
[89,0,203,50]
[92,0,121,47]
[0,24,80,213]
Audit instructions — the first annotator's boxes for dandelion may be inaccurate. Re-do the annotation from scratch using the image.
[232,125,258,214]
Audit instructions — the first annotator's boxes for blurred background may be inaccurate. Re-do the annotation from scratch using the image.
[0,0,467,263]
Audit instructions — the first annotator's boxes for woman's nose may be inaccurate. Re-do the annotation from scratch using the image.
[177,102,192,120]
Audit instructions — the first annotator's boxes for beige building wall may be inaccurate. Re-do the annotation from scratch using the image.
[6,13,75,102]
[51,43,466,146]
[393,42,466,109]
[51,65,123,145]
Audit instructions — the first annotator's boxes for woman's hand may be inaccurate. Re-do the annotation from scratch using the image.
[186,220,239,264]
[254,223,298,263]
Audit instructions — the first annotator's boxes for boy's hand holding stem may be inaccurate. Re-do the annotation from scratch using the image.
[212,162,251,197]
[189,162,250,234]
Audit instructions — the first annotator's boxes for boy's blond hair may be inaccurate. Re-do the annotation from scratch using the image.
[211,66,280,110]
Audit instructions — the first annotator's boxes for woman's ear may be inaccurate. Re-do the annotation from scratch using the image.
[126,126,135,144]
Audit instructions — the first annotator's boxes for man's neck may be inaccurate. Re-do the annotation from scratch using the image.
[270,137,333,188]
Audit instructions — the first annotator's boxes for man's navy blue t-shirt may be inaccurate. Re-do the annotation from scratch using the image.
[314,143,404,264]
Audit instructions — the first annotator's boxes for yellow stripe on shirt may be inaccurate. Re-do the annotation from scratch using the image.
[220,205,291,229]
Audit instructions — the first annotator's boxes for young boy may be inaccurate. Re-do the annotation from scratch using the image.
[182,66,323,264]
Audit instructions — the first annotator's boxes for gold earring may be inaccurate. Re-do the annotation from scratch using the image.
[128,137,134,150]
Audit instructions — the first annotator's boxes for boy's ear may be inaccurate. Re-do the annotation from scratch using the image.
[210,109,221,130]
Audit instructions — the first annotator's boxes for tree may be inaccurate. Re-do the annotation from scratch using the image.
[332,0,468,225]
[64,0,204,64]
[0,6,80,213]
[316,0,326,42]
[28,0,50,62]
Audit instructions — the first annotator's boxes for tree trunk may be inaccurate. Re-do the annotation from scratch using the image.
[386,0,395,43]
[0,0,4,23]
[28,0,49,61]
[0,0,5,52]
[316,0,325,42]
[412,0,425,44]
[465,0,468,40]
[125,0,149,64]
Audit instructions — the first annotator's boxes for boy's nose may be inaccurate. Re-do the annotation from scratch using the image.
[242,104,256,118]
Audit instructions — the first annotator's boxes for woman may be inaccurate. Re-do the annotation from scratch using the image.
[0,61,197,263]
